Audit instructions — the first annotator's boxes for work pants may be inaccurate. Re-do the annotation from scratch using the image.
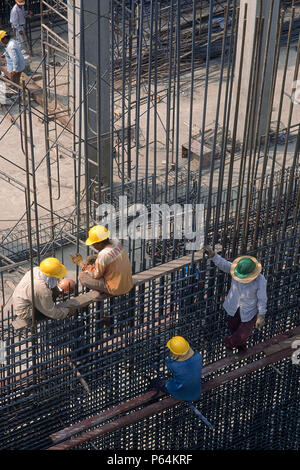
[78,272,111,296]
[224,308,257,353]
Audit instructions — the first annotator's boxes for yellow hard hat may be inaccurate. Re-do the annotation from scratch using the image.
[166,336,190,355]
[40,257,66,279]
[85,225,110,246]
[0,31,8,42]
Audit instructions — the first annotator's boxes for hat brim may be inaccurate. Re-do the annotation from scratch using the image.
[230,256,261,284]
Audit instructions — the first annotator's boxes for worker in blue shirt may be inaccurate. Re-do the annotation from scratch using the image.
[0,30,25,85]
[149,336,212,427]
[149,336,203,401]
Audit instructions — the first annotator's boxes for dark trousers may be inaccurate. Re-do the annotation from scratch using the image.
[10,71,21,85]
[224,308,257,353]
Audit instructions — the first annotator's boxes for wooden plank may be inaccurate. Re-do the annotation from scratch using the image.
[133,249,204,285]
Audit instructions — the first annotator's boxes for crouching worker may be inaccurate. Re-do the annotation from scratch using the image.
[149,336,213,427]
[204,246,267,356]
[13,257,76,326]
[70,225,133,298]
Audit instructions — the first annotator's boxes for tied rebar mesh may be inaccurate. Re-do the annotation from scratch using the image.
[0,184,299,449]
[0,0,299,451]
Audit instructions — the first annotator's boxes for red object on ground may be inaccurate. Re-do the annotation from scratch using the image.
[58,278,75,294]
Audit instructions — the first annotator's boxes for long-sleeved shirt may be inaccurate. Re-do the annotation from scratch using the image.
[86,239,133,296]
[13,267,70,320]
[212,253,267,321]
[166,351,203,402]
[10,4,27,29]
[4,38,25,73]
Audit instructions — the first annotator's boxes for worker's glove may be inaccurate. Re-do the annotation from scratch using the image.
[148,377,168,393]
[69,253,84,267]
[255,314,265,330]
[203,245,215,259]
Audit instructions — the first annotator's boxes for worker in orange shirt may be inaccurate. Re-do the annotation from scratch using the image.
[70,225,133,297]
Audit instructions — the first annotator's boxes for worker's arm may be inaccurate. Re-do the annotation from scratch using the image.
[165,357,183,392]
[256,276,267,316]
[255,276,267,329]
[88,256,106,279]
[211,253,231,274]
[34,281,70,320]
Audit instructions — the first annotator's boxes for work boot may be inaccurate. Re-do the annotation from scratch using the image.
[225,347,236,358]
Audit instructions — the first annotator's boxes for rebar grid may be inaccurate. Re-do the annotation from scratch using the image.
[0,0,299,451]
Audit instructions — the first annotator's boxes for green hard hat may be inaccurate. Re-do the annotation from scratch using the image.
[234,257,256,279]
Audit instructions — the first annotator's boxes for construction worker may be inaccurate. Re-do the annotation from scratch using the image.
[0,30,25,85]
[13,257,76,324]
[149,336,203,401]
[10,0,33,56]
[204,245,267,356]
[149,336,212,427]
[70,225,134,297]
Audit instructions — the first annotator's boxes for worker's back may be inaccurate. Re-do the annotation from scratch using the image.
[166,351,203,402]
[13,267,41,318]
[94,239,133,296]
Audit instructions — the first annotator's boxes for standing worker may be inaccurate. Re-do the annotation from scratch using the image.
[0,30,25,86]
[10,0,33,55]
[70,225,134,297]
[204,246,267,356]
[13,257,76,325]
[149,336,212,427]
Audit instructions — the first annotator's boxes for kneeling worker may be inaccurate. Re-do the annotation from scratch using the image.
[149,336,212,427]
[149,336,203,401]
[70,225,133,297]
[13,257,76,324]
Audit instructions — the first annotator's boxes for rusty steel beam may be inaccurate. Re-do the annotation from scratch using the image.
[47,330,298,450]
[49,390,161,444]
[48,346,294,450]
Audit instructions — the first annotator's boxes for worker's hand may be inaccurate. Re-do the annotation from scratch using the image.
[69,253,84,267]
[11,71,18,79]
[18,30,23,35]
[82,264,95,272]
[0,54,5,59]
[203,245,215,259]
[29,11,34,17]
[255,314,265,330]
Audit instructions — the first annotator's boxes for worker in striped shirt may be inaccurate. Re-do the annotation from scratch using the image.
[70,225,133,297]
